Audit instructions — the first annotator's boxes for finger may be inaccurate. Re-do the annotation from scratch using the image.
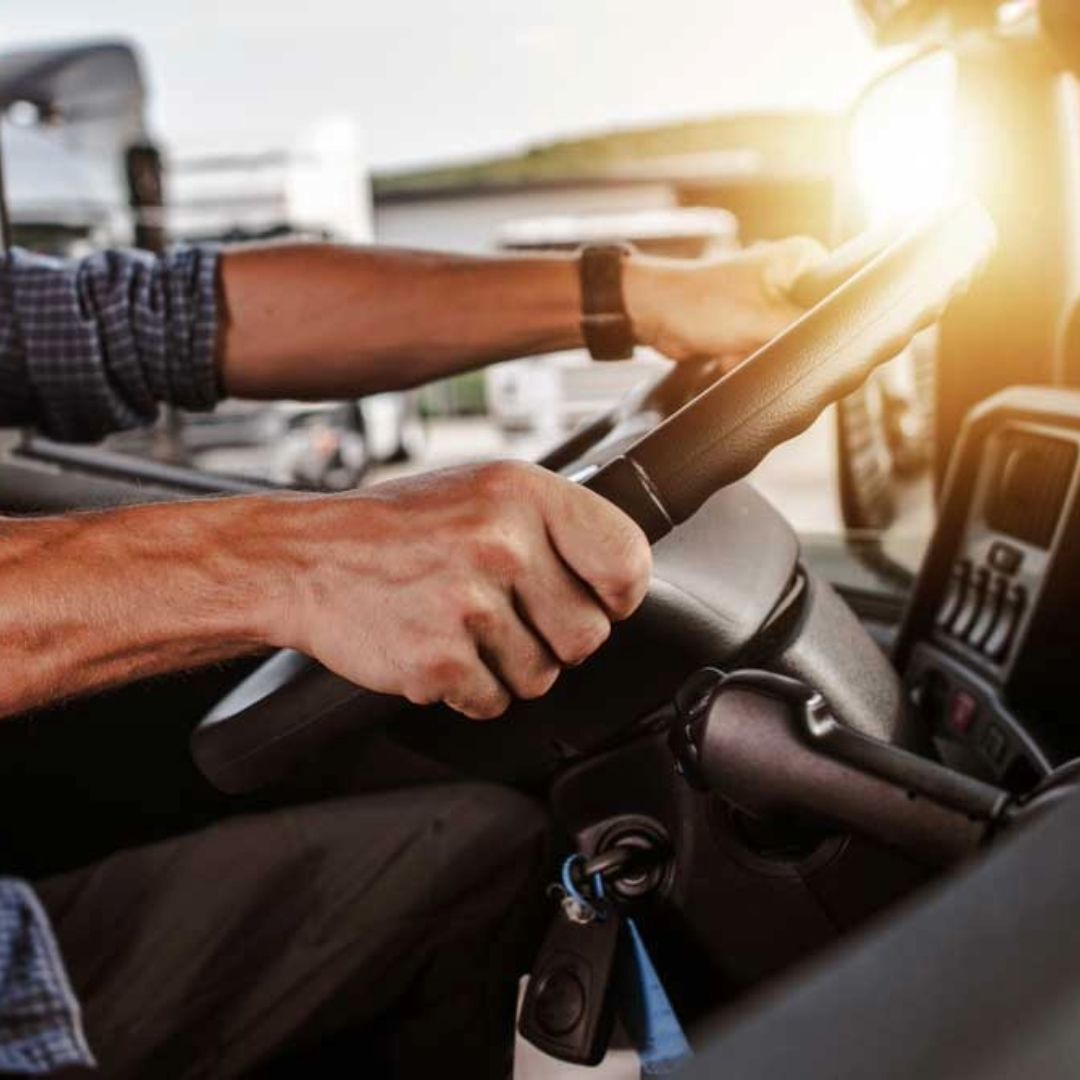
[541,480,653,622]
[756,296,814,342]
[442,654,513,721]
[470,597,563,701]
[514,544,613,667]
[716,351,749,375]
[759,236,830,301]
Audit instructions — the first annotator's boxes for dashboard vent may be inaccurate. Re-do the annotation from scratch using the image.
[985,431,1077,549]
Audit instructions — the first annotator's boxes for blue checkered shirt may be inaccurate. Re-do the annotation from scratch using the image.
[0,243,221,1073]
[0,244,221,441]
[0,881,93,1074]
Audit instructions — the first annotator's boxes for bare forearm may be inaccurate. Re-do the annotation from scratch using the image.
[219,245,584,399]
[0,460,653,725]
[0,498,290,717]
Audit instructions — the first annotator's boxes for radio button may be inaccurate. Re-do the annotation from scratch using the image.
[985,583,1028,662]
[946,690,978,736]
[988,541,1023,576]
[954,566,990,641]
[970,574,1006,650]
[937,559,972,631]
[981,723,1009,768]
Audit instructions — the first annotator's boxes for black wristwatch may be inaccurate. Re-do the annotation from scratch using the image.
[578,243,636,361]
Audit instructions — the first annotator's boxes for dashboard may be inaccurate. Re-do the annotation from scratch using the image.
[897,387,1080,792]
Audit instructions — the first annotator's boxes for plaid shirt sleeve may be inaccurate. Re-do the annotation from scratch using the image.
[0,245,222,442]
[0,879,95,1074]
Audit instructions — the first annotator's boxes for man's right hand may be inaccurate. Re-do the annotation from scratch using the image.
[272,461,653,720]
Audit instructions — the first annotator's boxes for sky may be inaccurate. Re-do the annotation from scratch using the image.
[0,0,893,170]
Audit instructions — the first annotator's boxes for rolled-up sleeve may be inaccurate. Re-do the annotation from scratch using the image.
[0,245,222,442]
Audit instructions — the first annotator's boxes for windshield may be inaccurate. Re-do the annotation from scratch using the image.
[5,1,927,604]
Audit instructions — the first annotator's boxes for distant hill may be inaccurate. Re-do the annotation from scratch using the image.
[372,112,841,199]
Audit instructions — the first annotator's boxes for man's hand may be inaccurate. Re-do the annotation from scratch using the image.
[625,238,828,369]
[277,461,652,720]
[0,462,649,722]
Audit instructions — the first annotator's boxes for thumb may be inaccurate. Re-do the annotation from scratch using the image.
[758,236,830,302]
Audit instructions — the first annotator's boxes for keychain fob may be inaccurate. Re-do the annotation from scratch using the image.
[519,902,622,1065]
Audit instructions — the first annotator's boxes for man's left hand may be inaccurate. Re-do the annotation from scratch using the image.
[624,237,828,370]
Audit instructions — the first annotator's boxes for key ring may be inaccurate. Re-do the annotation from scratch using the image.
[581,845,638,882]
[560,854,593,908]
[556,854,614,924]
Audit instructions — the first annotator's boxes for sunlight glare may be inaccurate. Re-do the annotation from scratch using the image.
[850,53,961,228]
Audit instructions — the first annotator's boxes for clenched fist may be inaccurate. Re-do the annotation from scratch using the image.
[275,461,652,720]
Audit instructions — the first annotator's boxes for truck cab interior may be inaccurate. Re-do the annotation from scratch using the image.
[4,1,1080,1075]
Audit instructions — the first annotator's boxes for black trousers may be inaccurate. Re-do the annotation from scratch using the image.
[31,782,549,1079]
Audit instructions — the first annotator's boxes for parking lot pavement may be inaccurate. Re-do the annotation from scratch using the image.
[370,409,842,538]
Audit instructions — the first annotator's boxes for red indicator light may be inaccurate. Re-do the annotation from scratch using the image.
[947,691,978,735]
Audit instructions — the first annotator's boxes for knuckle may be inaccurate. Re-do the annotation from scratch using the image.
[445,579,493,626]
[558,617,611,666]
[517,663,561,701]
[474,459,535,499]
[459,595,500,637]
[469,529,528,580]
[599,533,653,618]
[403,683,439,707]
[601,584,641,620]
[766,236,828,288]
[459,688,512,722]
[418,651,470,695]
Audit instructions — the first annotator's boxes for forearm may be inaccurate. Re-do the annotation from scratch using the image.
[0,498,293,718]
[0,236,815,441]
[219,245,586,399]
[0,460,651,725]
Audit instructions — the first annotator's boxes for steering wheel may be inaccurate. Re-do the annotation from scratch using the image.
[192,200,996,794]
[535,221,909,479]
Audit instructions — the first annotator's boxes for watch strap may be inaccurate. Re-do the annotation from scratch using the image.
[579,244,636,361]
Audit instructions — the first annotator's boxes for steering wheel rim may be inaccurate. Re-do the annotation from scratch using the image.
[191,200,996,794]
[536,219,908,477]
[580,200,994,539]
